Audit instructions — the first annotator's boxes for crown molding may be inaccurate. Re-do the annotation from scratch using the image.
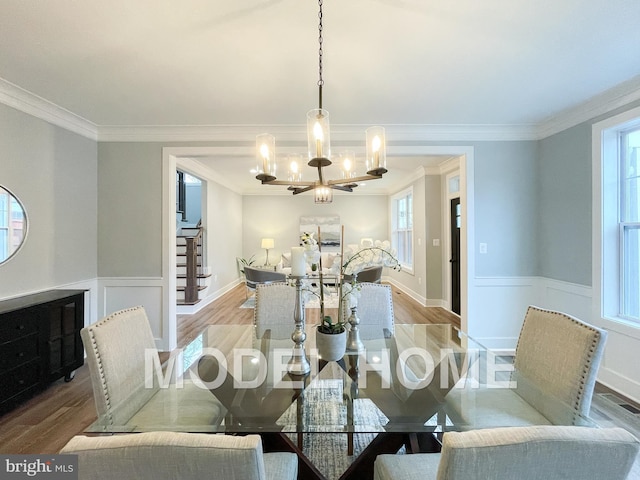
[96,123,539,143]
[3,73,640,144]
[0,77,98,140]
[536,75,640,139]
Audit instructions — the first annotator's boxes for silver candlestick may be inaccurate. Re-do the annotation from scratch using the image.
[346,306,364,353]
[288,276,311,375]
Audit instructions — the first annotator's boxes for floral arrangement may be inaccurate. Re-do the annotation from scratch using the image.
[299,230,400,334]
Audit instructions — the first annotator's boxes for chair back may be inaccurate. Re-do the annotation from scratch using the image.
[61,432,270,480]
[354,266,383,283]
[254,282,296,338]
[513,306,607,423]
[80,306,159,425]
[436,426,639,480]
[345,283,394,335]
[244,266,287,290]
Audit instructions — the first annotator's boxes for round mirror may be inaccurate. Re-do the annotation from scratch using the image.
[0,186,28,265]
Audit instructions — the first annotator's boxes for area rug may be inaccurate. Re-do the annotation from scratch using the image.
[240,295,340,309]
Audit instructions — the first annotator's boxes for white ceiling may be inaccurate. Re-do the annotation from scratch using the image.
[1,0,640,194]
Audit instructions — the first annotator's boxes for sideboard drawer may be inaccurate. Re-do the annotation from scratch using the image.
[0,311,39,343]
[0,359,41,404]
[0,332,40,374]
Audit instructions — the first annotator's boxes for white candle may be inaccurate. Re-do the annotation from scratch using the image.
[291,247,306,276]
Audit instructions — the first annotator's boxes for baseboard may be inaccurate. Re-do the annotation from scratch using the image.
[177,279,241,315]
[597,367,640,406]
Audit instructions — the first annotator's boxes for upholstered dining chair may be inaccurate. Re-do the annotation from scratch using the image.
[254,282,296,340]
[446,305,608,428]
[374,425,639,480]
[343,282,394,336]
[81,306,223,428]
[61,432,298,480]
[244,266,287,299]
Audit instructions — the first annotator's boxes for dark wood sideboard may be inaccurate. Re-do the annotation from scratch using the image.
[0,289,86,415]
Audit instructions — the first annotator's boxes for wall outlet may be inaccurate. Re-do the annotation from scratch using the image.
[479,243,488,254]
[433,238,440,247]
[418,277,422,285]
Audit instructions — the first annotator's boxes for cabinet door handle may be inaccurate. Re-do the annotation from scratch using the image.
[17,379,25,385]
[17,324,25,330]
[17,352,25,358]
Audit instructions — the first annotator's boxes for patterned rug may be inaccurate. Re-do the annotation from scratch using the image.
[240,295,340,309]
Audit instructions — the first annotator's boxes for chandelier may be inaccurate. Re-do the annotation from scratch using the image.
[255,0,388,204]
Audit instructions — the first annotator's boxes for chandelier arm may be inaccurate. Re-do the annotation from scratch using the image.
[261,180,315,187]
[292,185,316,195]
[326,174,383,186]
[330,185,354,193]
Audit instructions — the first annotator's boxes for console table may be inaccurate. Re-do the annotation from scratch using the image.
[0,289,86,415]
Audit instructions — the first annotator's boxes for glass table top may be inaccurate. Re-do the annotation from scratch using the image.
[86,323,596,434]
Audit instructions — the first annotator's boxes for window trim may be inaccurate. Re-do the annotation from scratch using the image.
[390,186,414,274]
[593,105,640,333]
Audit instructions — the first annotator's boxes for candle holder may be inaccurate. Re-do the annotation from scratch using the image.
[346,306,365,353]
[288,275,311,375]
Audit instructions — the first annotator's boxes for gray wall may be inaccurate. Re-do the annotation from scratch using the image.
[204,178,243,291]
[242,194,388,266]
[538,124,592,285]
[98,142,163,277]
[0,104,97,299]
[425,175,443,299]
[473,141,539,277]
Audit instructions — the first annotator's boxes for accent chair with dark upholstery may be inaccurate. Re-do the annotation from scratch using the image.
[244,266,287,298]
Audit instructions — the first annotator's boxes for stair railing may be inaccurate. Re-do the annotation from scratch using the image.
[184,226,203,304]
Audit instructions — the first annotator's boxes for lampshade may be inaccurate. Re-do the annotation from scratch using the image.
[261,238,275,249]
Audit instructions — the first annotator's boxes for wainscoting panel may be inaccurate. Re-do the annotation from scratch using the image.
[538,277,592,322]
[98,277,165,347]
[471,277,539,350]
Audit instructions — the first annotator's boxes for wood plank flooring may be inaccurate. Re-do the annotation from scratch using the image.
[0,283,458,453]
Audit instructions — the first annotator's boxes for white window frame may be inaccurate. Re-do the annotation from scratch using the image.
[593,105,640,328]
[390,187,414,273]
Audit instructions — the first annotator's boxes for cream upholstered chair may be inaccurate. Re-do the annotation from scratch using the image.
[446,305,608,428]
[244,266,287,299]
[374,425,639,480]
[344,283,394,336]
[254,282,296,339]
[81,306,223,428]
[61,432,298,480]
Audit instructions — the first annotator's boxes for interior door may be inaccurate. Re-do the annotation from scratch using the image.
[450,197,461,315]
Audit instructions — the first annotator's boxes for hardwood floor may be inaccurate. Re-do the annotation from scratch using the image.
[0,283,459,453]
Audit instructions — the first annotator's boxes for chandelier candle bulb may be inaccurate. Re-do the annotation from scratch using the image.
[291,247,306,276]
[314,122,323,158]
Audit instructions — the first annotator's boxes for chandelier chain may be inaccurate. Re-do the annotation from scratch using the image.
[318,0,324,88]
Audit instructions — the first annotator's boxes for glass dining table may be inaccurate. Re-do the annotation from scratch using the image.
[86,322,596,480]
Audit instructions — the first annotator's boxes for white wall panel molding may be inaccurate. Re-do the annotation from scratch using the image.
[97,277,166,350]
[472,276,539,350]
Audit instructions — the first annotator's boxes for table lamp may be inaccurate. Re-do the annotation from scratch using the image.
[261,238,275,266]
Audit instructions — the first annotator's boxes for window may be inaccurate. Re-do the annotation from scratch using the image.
[620,128,640,320]
[391,188,413,271]
[596,108,640,325]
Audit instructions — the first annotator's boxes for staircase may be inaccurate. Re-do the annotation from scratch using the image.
[176,224,210,305]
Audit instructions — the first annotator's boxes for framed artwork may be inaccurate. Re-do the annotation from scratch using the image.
[300,215,341,250]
